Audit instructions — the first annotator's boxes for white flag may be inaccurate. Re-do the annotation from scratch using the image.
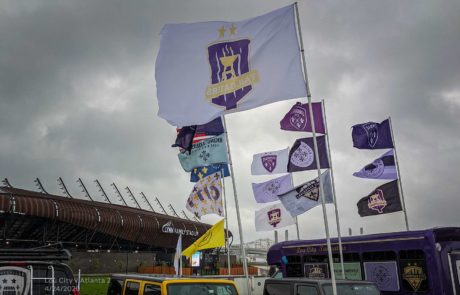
[278,170,334,217]
[251,148,289,175]
[174,234,182,276]
[252,174,293,203]
[255,202,296,232]
[156,5,307,126]
[186,172,224,218]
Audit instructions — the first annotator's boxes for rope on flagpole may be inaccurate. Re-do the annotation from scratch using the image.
[295,3,338,294]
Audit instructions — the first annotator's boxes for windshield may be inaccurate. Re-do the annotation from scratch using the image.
[167,283,238,295]
[323,283,380,295]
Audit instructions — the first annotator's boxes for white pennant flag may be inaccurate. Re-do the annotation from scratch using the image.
[251,148,289,175]
[255,202,296,232]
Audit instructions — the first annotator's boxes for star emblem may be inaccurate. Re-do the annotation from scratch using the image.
[202,167,208,174]
[229,24,236,35]
[218,25,226,37]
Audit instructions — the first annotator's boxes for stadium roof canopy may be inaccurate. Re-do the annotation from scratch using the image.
[0,186,225,251]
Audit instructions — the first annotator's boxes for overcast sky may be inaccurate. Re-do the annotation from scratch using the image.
[1,0,459,245]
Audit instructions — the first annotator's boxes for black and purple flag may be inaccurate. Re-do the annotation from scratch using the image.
[357,180,402,217]
[352,119,394,149]
[288,136,330,172]
[196,117,224,136]
[280,102,325,134]
[171,125,197,154]
[353,149,397,180]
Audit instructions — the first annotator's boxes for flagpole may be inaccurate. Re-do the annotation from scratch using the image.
[321,99,345,279]
[388,116,410,231]
[295,3,337,295]
[221,168,232,274]
[221,115,251,295]
[288,172,301,240]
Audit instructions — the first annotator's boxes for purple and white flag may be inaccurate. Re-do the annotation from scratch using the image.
[278,170,333,217]
[252,174,293,203]
[288,136,330,172]
[251,148,289,175]
[156,5,307,127]
[280,102,325,134]
[352,119,394,149]
[255,202,296,232]
[353,149,397,180]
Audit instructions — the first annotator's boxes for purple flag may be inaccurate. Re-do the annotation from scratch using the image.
[357,180,402,217]
[252,174,293,203]
[352,119,394,149]
[280,102,325,134]
[288,136,330,172]
[353,149,397,179]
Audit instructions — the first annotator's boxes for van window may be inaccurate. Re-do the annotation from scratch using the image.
[264,283,291,295]
[143,284,161,295]
[125,281,140,295]
[297,285,319,295]
[107,279,124,295]
[286,255,302,277]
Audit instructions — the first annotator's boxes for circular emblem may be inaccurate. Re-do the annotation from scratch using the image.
[364,159,385,178]
[290,141,314,168]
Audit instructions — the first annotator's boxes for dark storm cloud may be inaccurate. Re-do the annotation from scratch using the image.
[0,0,459,242]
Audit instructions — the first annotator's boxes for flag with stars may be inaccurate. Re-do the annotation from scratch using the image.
[186,172,224,218]
[190,164,230,182]
[178,134,228,172]
[156,5,307,126]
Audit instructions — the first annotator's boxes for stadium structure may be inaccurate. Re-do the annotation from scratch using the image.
[0,184,228,273]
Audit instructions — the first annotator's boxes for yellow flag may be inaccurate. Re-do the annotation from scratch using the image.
[182,219,225,258]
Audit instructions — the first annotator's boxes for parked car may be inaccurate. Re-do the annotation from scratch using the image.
[107,274,239,295]
[0,247,78,295]
[263,278,381,295]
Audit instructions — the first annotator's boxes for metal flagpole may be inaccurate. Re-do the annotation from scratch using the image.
[288,172,301,240]
[222,115,251,295]
[388,116,410,231]
[321,99,345,279]
[294,3,337,294]
[221,168,232,274]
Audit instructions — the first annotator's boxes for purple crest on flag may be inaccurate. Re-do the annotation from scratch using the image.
[289,104,307,130]
[267,208,281,227]
[207,40,252,110]
[261,155,277,173]
[368,189,387,214]
[364,159,385,178]
[290,142,314,168]
[265,180,282,196]
[362,123,379,148]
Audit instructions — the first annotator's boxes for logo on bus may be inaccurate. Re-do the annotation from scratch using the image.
[0,266,31,295]
[308,265,326,279]
[402,263,426,291]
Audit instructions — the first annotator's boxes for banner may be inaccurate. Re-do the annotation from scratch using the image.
[182,219,225,257]
[280,102,325,134]
[255,202,296,232]
[352,119,394,149]
[278,170,333,216]
[357,180,402,217]
[304,263,329,279]
[173,234,182,275]
[156,5,307,126]
[251,174,293,203]
[178,134,228,172]
[251,148,289,175]
[333,262,362,280]
[190,164,230,182]
[364,261,400,291]
[353,149,397,179]
[186,172,224,218]
[288,136,330,172]
[400,259,428,292]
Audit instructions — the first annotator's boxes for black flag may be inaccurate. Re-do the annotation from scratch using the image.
[357,180,402,217]
[172,125,197,154]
